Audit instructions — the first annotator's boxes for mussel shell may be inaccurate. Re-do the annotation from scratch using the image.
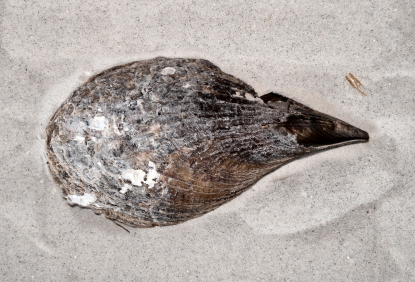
[46,57,368,227]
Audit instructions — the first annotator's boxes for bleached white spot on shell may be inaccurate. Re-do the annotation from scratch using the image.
[122,169,146,186]
[73,135,85,143]
[121,161,160,188]
[233,91,242,97]
[67,193,96,207]
[245,93,264,104]
[183,83,191,88]
[161,67,176,75]
[90,116,108,131]
[120,184,132,194]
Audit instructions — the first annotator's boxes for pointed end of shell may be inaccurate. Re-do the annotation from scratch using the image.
[284,114,369,148]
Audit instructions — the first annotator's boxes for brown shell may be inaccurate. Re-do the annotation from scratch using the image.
[46,57,369,227]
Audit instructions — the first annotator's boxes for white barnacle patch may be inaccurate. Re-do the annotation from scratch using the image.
[122,169,146,186]
[120,184,132,194]
[67,193,96,207]
[90,116,108,130]
[121,161,160,188]
[73,135,85,143]
[161,67,176,75]
[245,93,264,104]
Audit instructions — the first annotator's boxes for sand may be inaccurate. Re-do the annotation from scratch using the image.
[1,0,414,281]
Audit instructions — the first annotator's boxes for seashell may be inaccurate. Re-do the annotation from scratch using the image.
[46,57,369,227]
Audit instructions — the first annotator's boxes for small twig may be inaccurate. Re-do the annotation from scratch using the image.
[345,73,367,96]
[345,76,355,87]
[112,220,130,233]
[349,73,363,88]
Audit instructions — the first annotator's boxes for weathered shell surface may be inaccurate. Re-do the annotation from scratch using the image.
[46,57,369,227]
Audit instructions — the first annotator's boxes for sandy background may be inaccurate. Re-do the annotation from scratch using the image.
[1,0,414,281]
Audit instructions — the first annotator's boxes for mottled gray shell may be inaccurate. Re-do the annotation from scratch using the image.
[46,57,368,227]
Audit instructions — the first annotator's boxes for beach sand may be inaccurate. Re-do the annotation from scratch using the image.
[1,0,414,280]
